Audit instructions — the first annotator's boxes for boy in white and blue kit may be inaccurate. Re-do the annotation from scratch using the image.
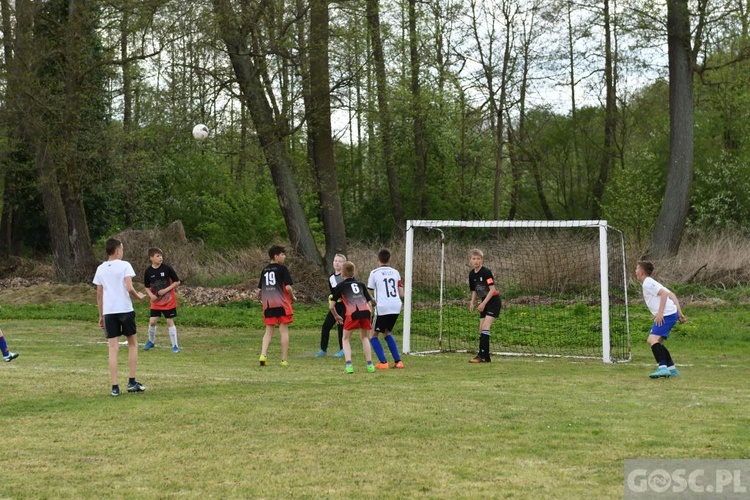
[367,249,405,369]
[636,261,686,378]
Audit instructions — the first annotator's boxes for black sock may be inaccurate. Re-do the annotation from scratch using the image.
[480,333,491,360]
[128,377,136,385]
[650,343,668,366]
[662,345,674,367]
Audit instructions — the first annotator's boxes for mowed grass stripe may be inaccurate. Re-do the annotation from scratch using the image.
[2,306,750,498]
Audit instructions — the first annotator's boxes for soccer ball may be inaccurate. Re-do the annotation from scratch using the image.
[192,124,209,141]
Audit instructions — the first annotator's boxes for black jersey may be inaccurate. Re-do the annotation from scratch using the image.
[144,263,180,310]
[257,263,294,317]
[469,266,500,300]
[330,277,373,321]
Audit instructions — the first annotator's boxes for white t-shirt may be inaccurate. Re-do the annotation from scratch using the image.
[367,266,403,315]
[93,259,137,315]
[641,276,677,316]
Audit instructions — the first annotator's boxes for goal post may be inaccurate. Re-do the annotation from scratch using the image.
[403,220,631,363]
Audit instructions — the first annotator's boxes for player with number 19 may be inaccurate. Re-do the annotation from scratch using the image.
[257,245,296,367]
[367,249,405,369]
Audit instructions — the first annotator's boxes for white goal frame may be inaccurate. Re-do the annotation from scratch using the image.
[403,220,630,363]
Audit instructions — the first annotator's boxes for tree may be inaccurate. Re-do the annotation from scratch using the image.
[5,0,103,281]
[212,0,323,268]
[647,0,705,258]
[366,0,404,228]
[307,0,348,266]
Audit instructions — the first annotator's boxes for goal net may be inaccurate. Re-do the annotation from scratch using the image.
[403,220,631,363]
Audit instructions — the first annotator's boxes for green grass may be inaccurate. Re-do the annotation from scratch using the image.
[2,303,750,498]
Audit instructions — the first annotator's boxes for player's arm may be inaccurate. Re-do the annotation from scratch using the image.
[469,291,477,313]
[158,280,181,296]
[398,281,404,299]
[364,287,376,308]
[329,293,343,324]
[477,284,497,312]
[96,284,104,328]
[668,291,686,323]
[125,276,146,301]
[654,288,669,326]
[143,274,157,301]
[285,284,297,302]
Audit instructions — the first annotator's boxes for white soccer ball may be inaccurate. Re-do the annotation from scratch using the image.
[192,124,209,141]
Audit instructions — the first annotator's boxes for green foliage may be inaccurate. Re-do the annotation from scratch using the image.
[689,154,750,230]
[601,154,661,248]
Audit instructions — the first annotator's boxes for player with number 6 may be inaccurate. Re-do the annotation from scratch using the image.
[330,261,377,374]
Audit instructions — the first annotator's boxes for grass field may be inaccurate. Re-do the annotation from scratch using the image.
[2,301,750,498]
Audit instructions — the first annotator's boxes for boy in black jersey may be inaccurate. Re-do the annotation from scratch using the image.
[468,248,501,363]
[143,247,181,353]
[257,245,296,366]
[315,253,346,357]
[329,261,376,374]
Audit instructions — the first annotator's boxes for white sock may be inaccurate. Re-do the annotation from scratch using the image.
[168,326,178,347]
[148,326,156,343]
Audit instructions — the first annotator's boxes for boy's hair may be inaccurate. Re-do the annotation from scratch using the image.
[334,253,347,261]
[342,261,355,278]
[377,249,391,264]
[268,245,286,260]
[105,238,122,256]
[148,247,163,258]
[637,261,654,276]
[469,248,484,258]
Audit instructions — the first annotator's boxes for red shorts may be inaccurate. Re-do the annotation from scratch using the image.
[264,314,293,326]
[344,318,371,331]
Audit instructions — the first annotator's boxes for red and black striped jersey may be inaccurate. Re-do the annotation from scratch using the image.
[331,277,373,321]
[257,263,294,317]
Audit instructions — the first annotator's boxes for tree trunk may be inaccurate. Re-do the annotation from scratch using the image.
[592,0,617,218]
[308,0,347,265]
[0,0,15,256]
[409,0,428,218]
[648,0,694,258]
[213,0,322,268]
[366,0,404,229]
[61,0,97,280]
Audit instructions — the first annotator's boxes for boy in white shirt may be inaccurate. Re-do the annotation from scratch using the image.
[93,238,147,396]
[636,261,686,378]
[367,249,405,369]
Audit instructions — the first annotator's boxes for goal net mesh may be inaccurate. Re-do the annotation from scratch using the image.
[405,221,631,362]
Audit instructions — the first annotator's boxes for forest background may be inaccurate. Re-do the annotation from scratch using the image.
[0,0,749,286]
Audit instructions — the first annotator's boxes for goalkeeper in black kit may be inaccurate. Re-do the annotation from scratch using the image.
[468,248,501,363]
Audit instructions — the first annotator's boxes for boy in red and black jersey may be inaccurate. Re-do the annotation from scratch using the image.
[143,247,181,353]
[468,248,501,363]
[257,245,296,366]
[330,261,376,374]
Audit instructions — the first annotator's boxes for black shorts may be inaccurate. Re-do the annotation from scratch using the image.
[150,308,178,319]
[103,311,137,338]
[479,296,502,319]
[373,314,400,333]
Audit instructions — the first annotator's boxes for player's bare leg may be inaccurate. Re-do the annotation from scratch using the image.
[259,325,275,366]
[343,330,355,373]
[279,323,289,363]
[127,334,138,378]
[261,325,275,356]
[360,330,373,363]
[108,337,120,386]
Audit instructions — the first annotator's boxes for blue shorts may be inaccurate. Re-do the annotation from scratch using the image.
[650,313,678,338]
